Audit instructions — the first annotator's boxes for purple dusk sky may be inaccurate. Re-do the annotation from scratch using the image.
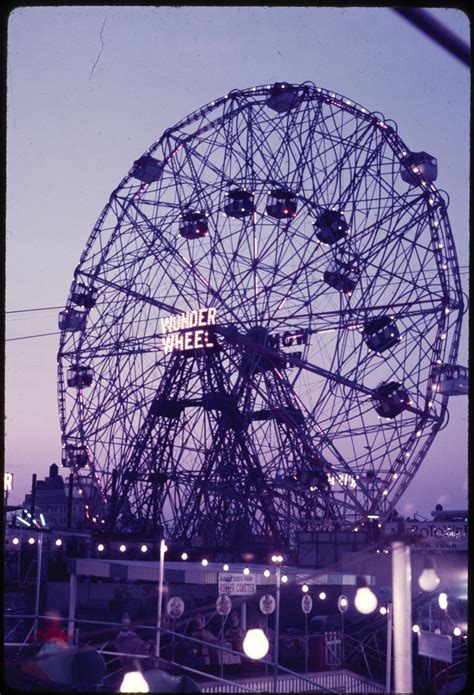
[6,7,469,518]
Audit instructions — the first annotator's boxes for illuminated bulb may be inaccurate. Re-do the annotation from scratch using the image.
[223,563,229,571]
[97,544,105,552]
[354,577,378,614]
[55,539,63,547]
[119,544,126,553]
[28,537,35,545]
[438,592,448,610]
[412,624,420,633]
[201,558,209,567]
[271,554,278,563]
[181,552,188,561]
[319,592,326,600]
[243,567,250,576]
[12,538,19,545]
[382,490,389,496]
[119,671,150,693]
[140,544,148,553]
[393,473,399,480]
[243,628,269,659]
[162,543,168,553]
[380,606,387,615]
[418,558,440,592]
[453,627,462,637]
[263,569,271,578]
[434,628,441,635]
[281,575,288,583]
[302,584,309,593]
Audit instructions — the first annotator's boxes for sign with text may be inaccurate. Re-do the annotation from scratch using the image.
[384,521,467,552]
[161,307,217,355]
[218,572,257,596]
[4,472,14,492]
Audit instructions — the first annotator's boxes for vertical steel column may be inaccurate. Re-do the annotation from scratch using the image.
[386,602,393,693]
[155,538,166,658]
[392,540,413,693]
[273,566,281,693]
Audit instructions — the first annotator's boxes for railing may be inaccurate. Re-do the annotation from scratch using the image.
[199,669,386,693]
[4,613,385,694]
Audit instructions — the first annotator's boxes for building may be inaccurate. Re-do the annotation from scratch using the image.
[22,463,87,530]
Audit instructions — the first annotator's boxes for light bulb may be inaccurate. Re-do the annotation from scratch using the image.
[201,558,208,567]
[181,552,188,560]
[302,584,309,593]
[263,569,270,578]
[354,577,378,614]
[438,592,448,610]
[418,559,440,592]
[119,670,150,693]
[243,628,269,660]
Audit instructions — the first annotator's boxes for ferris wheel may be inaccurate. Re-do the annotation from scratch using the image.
[57,81,464,557]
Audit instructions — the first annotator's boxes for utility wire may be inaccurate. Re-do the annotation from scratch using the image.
[6,331,60,342]
[5,305,64,314]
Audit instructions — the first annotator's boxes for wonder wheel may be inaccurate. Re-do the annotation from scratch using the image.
[57,81,464,558]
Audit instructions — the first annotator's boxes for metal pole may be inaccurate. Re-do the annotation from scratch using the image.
[304,612,308,673]
[341,611,345,668]
[67,474,74,529]
[220,614,224,680]
[273,566,281,693]
[386,602,393,693]
[391,539,413,694]
[30,474,37,518]
[155,538,166,658]
[33,530,43,640]
[67,572,77,643]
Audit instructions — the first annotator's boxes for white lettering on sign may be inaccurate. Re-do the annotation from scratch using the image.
[384,521,468,552]
[161,307,217,355]
[218,572,257,596]
[4,472,13,492]
[327,472,357,490]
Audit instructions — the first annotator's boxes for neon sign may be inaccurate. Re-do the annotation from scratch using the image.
[161,307,217,355]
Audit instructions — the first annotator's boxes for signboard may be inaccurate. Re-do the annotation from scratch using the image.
[4,472,14,493]
[216,594,232,616]
[301,594,313,614]
[337,595,349,613]
[166,596,185,619]
[384,521,467,552]
[259,594,276,615]
[161,307,217,355]
[218,572,257,596]
[418,630,452,663]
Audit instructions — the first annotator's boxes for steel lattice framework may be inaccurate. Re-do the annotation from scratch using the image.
[57,82,464,557]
